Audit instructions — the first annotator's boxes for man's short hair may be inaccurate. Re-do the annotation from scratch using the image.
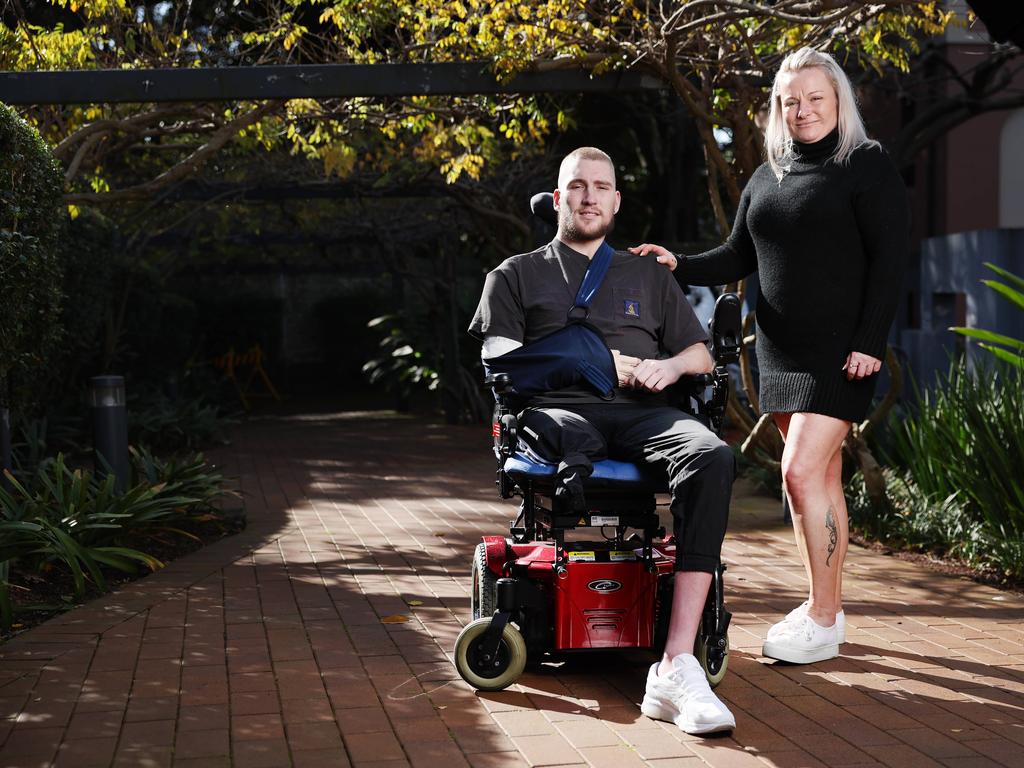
[558,147,616,189]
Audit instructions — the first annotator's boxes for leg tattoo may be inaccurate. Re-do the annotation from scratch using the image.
[825,505,838,567]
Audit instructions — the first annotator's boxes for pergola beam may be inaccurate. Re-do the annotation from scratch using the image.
[0,62,662,105]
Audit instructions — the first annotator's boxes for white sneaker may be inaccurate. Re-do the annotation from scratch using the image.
[762,615,839,664]
[640,654,736,735]
[767,602,846,643]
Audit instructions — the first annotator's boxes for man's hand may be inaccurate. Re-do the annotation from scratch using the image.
[627,243,679,271]
[611,349,640,387]
[842,351,882,381]
[631,357,685,393]
[630,342,713,393]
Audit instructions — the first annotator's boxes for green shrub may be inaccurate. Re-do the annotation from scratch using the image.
[9,406,85,481]
[130,446,231,518]
[362,314,440,396]
[951,263,1024,370]
[0,450,232,630]
[855,361,1024,579]
[0,103,65,411]
[56,208,119,385]
[0,456,171,605]
[888,362,1024,534]
[129,390,236,454]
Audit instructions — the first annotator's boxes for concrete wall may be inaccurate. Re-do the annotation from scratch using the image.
[902,228,1024,385]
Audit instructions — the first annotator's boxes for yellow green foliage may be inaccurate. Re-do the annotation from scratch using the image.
[2,1,959,201]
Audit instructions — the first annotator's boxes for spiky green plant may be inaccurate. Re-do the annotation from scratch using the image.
[951,262,1024,370]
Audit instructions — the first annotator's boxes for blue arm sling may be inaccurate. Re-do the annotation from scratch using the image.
[483,240,618,399]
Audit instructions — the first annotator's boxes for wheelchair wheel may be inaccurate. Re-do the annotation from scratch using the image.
[697,632,729,688]
[453,617,527,691]
[471,543,497,620]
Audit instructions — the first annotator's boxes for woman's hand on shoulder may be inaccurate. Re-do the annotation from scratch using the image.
[842,351,882,381]
[628,243,678,271]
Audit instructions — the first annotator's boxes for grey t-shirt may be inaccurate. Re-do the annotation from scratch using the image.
[469,238,708,404]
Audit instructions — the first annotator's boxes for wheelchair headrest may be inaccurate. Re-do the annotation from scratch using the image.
[529,192,558,226]
[710,293,742,366]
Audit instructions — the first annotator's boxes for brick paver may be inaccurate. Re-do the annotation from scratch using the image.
[2,410,1023,768]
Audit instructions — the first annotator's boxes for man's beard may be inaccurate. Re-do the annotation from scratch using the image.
[559,206,615,243]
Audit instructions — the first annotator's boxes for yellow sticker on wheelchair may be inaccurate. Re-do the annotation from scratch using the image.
[610,550,636,561]
[567,551,596,562]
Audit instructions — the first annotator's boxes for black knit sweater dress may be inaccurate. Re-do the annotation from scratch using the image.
[679,129,909,422]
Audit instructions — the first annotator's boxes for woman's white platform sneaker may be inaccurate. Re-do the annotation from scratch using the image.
[767,602,846,643]
[762,614,840,664]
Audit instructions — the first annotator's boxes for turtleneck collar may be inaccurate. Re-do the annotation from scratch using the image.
[793,127,839,163]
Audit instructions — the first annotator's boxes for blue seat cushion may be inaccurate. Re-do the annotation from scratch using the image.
[503,452,663,487]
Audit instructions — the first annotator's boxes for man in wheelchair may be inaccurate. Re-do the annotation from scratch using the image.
[468,147,736,734]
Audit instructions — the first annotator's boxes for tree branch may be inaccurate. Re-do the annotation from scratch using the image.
[64,102,279,205]
[53,106,192,162]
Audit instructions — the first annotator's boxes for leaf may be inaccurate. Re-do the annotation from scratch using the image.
[406,600,423,606]
[980,345,1024,370]
[982,280,1024,312]
[380,614,409,624]
[949,327,1024,352]
[984,262,1024,293]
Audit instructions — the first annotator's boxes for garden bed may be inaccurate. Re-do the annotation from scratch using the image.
[1,508,244,643]
[850,531,1024,596]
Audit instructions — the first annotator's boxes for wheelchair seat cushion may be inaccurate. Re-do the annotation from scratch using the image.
[503,452,666,491]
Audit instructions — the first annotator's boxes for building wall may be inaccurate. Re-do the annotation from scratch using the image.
[1000,109,1024,227]
[939,45,1023,235]
[892,13,1024,386]
[936,0,1024,236]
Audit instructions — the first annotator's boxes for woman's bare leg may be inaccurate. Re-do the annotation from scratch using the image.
[824,447,848,611]
[777,412,851,627]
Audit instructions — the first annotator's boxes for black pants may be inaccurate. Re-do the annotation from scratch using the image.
[519,403,734,573]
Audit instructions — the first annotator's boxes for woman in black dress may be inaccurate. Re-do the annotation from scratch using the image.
[632,47,909,664]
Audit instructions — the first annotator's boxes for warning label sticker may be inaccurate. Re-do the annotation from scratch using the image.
[609,550,636,561]
[590,516,619,527]
[567,551,596,562]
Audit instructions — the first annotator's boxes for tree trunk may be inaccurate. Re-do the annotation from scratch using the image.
[0,376,10,490]
[0,406,11,491]
[391,268,410,413]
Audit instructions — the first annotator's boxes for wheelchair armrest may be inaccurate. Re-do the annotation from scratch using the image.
[485,372,514,395]
[491,406,519,499]
[667,369,730,435]
[677,372,714,388]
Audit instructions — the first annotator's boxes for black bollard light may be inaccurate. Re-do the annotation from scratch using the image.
[90,375,130,493]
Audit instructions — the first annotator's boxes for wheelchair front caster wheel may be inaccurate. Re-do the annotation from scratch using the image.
[453,617,527,691]
[697,633,729,688]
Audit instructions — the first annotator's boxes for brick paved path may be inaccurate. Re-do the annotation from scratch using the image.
[2,410,1023,768]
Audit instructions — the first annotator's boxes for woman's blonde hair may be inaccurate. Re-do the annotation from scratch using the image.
[764,47,879,180]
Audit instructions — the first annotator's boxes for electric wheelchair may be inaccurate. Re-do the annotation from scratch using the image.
[453,239,743,691]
